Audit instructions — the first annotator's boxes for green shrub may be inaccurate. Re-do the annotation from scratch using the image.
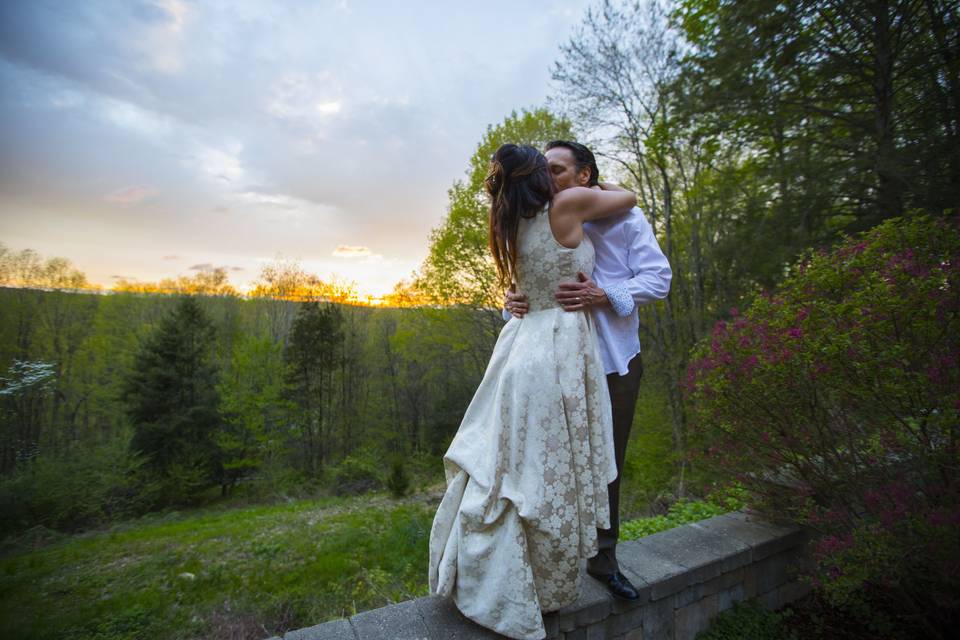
[620,482,747,541]
[385,456,410,498]
[696,600,796,640]
[328,448,383,496]
[686,214,960,634]
[0,430,161,536]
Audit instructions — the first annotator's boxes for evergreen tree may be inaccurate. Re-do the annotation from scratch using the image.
[285,301,343,475]
[123,296,223,502]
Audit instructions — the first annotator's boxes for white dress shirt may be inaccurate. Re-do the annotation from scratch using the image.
[584,207,672,376]
[503,206,672,376]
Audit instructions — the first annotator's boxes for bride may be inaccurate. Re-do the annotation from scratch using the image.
[428,143,637,640]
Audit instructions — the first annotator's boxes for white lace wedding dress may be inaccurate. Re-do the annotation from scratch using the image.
[428,205,618,640]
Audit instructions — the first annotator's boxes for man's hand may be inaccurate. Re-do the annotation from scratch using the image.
[504,289,529,319]
[556,272,608,312]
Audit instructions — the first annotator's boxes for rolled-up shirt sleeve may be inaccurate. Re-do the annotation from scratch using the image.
[601,211,672,317]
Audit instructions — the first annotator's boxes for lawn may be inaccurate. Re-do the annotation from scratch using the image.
[0,495,434,640]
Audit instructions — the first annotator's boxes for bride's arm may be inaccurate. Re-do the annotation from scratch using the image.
[552,185,636,222]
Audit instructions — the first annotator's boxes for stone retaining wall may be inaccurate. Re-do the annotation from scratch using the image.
[273,509,812,640]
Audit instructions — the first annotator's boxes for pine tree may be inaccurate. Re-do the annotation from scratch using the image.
[123,296,223,503]
[285,301,343,476]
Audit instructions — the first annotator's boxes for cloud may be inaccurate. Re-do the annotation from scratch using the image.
[332,245,372,258]
[264,70,343,140]
[188,262,242,272]
[192,144,244,184]
[100,96,176,139]
[110,274,137,280]
[162,254,180,260]
[105,185,158,204]
[137,0,190,74]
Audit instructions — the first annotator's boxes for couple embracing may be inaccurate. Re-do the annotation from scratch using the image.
[428,140,672,640]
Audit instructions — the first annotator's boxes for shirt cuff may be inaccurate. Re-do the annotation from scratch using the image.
[604,281,635,317]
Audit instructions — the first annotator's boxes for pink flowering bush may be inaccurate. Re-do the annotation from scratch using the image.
[686,214,959,635]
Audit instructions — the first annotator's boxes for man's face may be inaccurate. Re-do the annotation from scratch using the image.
[546,147,591,192]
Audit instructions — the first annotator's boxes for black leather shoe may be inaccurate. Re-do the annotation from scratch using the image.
[588,570,640,600]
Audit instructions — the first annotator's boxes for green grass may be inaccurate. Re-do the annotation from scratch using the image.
[0,494,434,640]
[619,490,746,541]
[619,381,678,519]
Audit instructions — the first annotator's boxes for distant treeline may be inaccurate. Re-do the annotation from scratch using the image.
[0,282,502,532]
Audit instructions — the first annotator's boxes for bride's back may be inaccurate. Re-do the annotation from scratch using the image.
[514,206,595,313]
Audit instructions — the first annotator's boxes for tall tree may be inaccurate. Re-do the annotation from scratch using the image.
[552,0,698,475]
[677,0,960,227]
[416,108,575,353]
[217,333,289,495]
[417,108,574,309]
[123,296,224,501]
[284,301,343,475]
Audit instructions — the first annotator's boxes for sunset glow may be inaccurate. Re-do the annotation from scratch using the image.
[0,1,592,298]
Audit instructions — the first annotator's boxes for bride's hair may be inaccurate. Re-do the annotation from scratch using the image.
[484,144,554,290]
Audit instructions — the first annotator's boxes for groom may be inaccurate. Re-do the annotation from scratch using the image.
[504,140,672,600]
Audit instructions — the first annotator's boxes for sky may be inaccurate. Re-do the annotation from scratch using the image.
[0,0,594,297]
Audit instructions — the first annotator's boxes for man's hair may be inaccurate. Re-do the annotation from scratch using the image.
[545,140,600,187]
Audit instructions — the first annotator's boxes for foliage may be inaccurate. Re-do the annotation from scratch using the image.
[695,599,797,640]
[113,266,239,297]
[686,214,960,636]
[328,448,384,496]
[0,242,92,290]
[619,482,747,541]
[285,301,344,476]
[0,430,160,535]
[619,381,682,516]
[385,456,410,498]
[416,107,573,308]
[0,285,487,534]
[122,296,225,503]
[676,0,960,225]
[0,359,56,471]
[217,333,290,492]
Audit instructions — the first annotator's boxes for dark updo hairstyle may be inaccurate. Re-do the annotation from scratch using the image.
[545,139,600,187]
[484,143,554,290]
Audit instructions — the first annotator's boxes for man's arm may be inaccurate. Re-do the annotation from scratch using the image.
[605,208,672,316]
[556,208,671,314]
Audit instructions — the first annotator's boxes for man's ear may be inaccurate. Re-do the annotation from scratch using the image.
[577,167,592,187]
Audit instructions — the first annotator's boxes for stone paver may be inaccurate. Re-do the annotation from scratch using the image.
[350,598,429,640]
[279,509,809,640]
[283,618,356,640]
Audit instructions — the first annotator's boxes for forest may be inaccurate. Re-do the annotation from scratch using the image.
[1,1,957,638]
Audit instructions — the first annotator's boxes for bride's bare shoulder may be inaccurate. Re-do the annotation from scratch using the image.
[551,187,594,214]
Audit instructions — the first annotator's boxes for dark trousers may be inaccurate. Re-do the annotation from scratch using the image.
[587,353,643,576]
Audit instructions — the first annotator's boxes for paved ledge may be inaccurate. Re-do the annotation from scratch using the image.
[272,508,813,640]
